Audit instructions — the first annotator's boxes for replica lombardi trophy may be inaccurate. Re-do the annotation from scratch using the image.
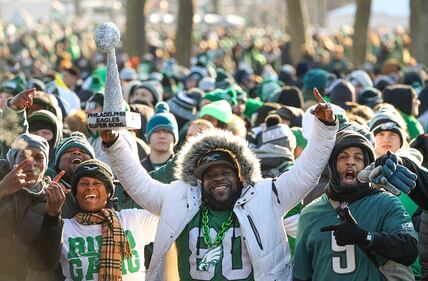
[87,22,141,130]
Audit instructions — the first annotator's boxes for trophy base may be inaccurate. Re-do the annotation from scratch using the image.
[87,111,141,130]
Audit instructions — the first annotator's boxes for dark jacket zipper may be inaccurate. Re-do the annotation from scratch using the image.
[247,215,264,250]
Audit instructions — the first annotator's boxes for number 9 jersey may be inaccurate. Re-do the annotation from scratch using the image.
[293,192,416,281]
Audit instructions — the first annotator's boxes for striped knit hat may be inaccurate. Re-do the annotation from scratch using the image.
[54,132,95,169]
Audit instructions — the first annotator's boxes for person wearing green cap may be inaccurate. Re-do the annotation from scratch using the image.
[200,88,238,108]
[199,100,233,129]
[302,68,329,102]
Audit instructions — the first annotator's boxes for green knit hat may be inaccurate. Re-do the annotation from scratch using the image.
[243,98,263,119]
[203,88,238,106]
[0,75,26,96]
[199,100,233,124]
[256,80,281,102]
[303,68,328,91]
[54,132,96,169]
[146,102,179,144]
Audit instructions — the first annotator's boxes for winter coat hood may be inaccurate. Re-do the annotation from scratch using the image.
[174,129,262,186]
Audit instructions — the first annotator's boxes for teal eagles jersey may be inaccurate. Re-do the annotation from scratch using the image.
[176,207,254,281]
[294,192,416,281]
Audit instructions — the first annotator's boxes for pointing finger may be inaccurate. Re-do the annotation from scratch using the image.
[320,224,339,232]
[52,171,65,183]
[313,87,329,107]
[12,159,31,173]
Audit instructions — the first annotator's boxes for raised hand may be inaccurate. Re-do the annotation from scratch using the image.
[100,129,119,146]
[0,159,35,199]
[44,171,66,217]
[372,153,417,195]
[311,88,335,123]
[9,88,36,111]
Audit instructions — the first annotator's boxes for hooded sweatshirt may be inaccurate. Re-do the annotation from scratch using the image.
[28,110,63,168]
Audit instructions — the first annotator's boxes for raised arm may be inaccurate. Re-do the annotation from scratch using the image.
[276,89,338,213]
[101,130,170,215]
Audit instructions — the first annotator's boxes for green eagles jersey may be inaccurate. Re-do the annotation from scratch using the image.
[176,207,254,281]
[294,193,416,281]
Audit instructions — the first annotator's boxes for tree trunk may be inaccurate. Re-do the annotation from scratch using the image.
[125,0,148,57]
[74,0,81,19]
[212,0,220,14]
[175,0,195,68]
[351,0,372,68]
[285,0,314,65]
[410,0,428,66]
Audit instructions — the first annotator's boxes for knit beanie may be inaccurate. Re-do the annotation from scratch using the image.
[251,102,282,127]
[0,75,26,96]
[167,90,200,122]
[146,102,179,144]
[358,87,383,108]
[243,98,263,120]
[330,130,375,169]
[303,68,328,92]
[199,100,233,124]
[368,109,406,146]
[27,79,46,92]
[71,159,115,199]
[256,80,282,102]
[216,68,234,83]
[132,81,164,105]
[373,75,395,92]
[262,115,296,151]
[188,66,208,80]
[326,130,376,202]
[6,133,49,168]
[119,67,137,81]
[274,106,304,128]
[198,77,215,92]
[403,70,425,94]
[328,79,356,106]
[347,70,373,88]
[203,88,238,106]
[269,86,303,109]
[382,84,416,116]
[55,132,95,169]
[278,64,296,85]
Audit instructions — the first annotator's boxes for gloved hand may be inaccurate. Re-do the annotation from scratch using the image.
[320,207,369,246]
[372,153,417,194]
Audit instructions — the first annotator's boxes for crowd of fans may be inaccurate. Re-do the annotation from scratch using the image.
[1,19,428,280]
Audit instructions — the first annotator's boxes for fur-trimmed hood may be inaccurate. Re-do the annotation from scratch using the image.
[174,129,262,186]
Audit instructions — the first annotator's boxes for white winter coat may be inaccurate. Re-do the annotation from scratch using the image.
[104,118,338,281]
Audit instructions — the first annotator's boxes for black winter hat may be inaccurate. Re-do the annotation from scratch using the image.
[269,86,303,109]
[71,159,115,199]
[382,84,416,116]
[251,102,282,127]
[328,79,356,106]
[329,130,375,170]
[358,87,383,108]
